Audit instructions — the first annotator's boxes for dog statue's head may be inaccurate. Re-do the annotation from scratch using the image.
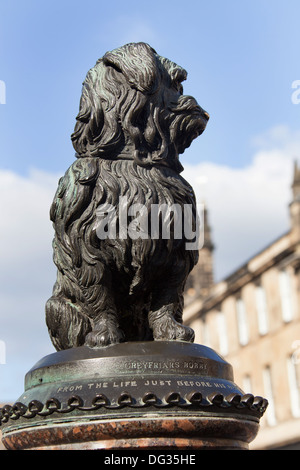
[71,42,209,172]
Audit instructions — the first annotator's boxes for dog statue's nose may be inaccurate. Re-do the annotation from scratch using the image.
[204,111,210,121]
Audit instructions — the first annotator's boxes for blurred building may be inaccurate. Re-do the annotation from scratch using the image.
[0,419,5,450]
[2,164,300,451]
[184,162,300,450]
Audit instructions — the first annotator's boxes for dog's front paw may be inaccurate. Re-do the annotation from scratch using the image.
[85,326,124,348]
[152,315,195,343]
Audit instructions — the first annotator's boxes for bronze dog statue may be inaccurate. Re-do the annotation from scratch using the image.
[46,42,209,350]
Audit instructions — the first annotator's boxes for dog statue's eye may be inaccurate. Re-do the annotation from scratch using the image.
[173,81,183,95]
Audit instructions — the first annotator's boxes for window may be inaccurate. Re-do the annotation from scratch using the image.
[201,316,210,347]
[217,311,228,356]
[279,269,294,322]
[255,284,269,335]
[236,297,249,346]
[263,366,277,426]
[287,354,300,418]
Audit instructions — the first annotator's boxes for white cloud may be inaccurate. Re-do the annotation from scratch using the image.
[0,169,58,264]
[251,125,300,152]
[183,126,299,281]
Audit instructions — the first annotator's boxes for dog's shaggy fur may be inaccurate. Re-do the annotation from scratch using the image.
[46,42,209,350]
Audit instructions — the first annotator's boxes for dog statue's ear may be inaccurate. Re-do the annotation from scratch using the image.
[103,42,159,94]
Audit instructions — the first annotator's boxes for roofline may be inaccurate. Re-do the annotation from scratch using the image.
[222,230,291,284]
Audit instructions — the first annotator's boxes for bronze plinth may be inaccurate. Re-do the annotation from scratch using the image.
[1,341,267,450]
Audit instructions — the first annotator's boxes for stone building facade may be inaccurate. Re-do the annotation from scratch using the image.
[183,162,300,450]
[2,165,300,450]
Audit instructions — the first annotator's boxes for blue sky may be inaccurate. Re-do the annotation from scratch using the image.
[0,0,299,174]
[0,0,300,402]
